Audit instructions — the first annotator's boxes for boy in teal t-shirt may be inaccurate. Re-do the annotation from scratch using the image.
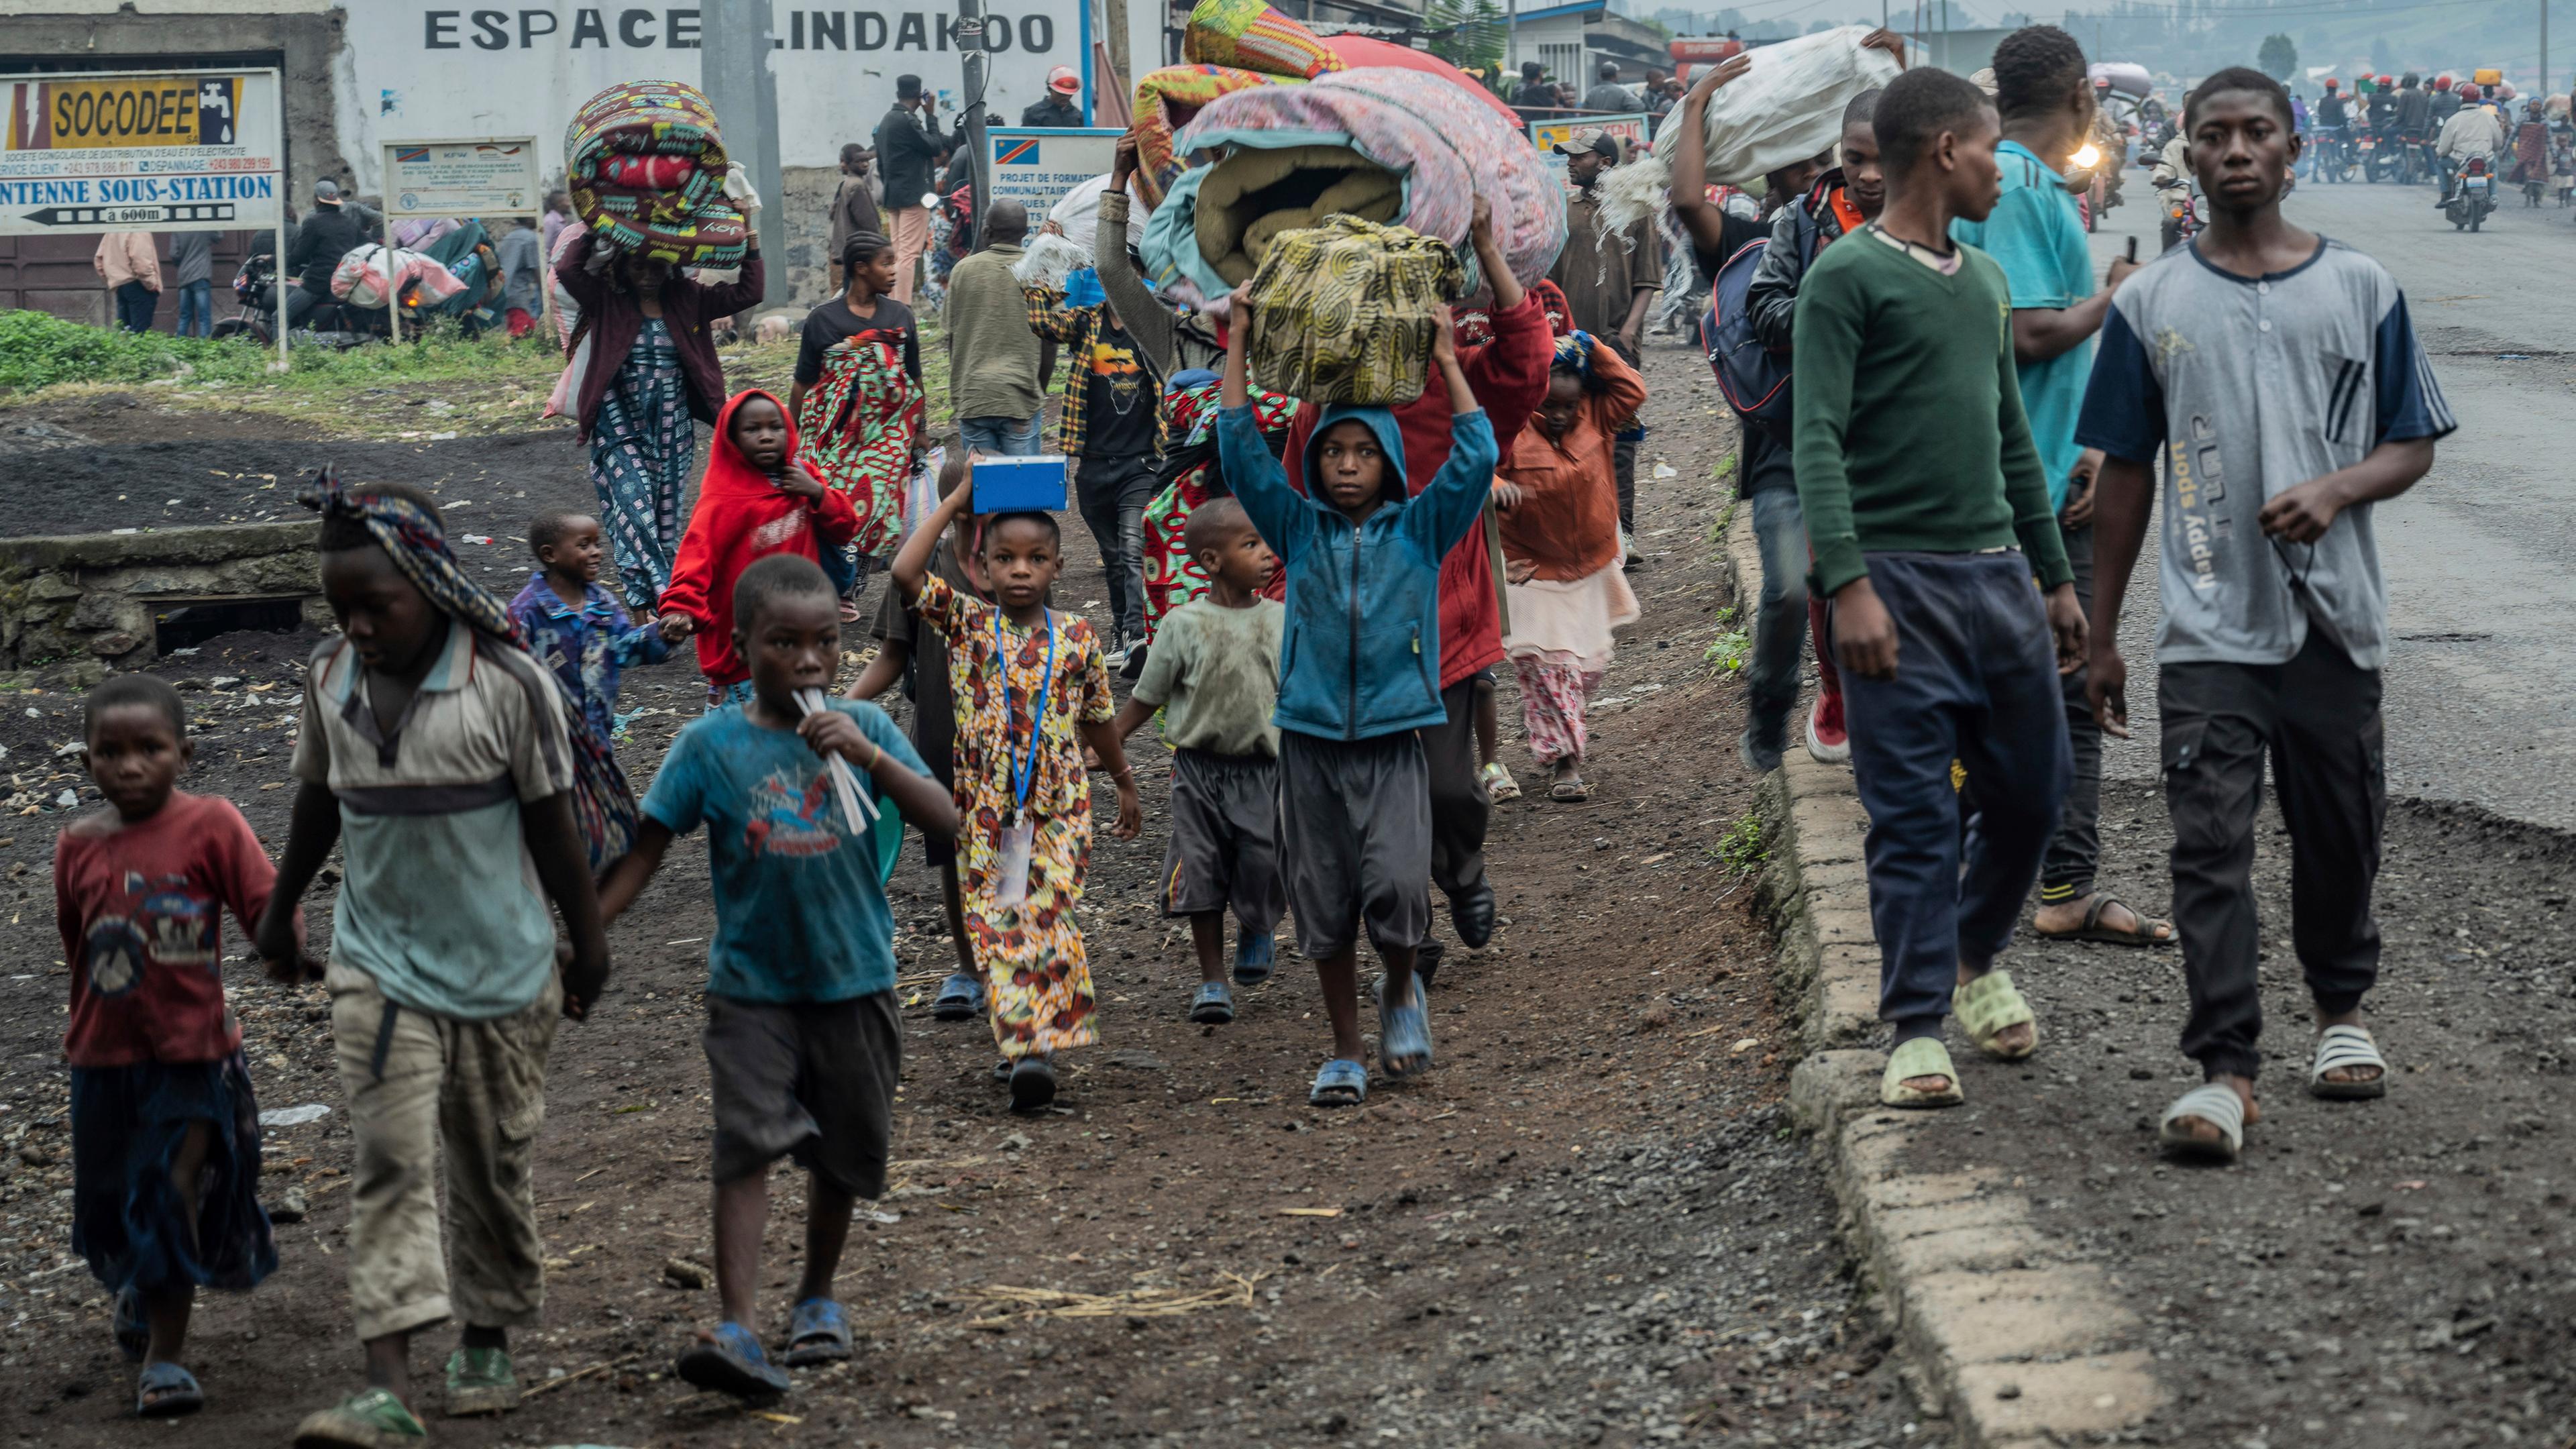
[1949,24,2167,951]
[601,553,957,1399]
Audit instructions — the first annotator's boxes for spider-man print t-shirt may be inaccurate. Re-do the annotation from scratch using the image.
[1082,320,1157,458]
[54,792,283,1067]
[641,698,929,1003]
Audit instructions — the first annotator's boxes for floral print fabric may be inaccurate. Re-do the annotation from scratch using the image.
[914,574,1117,1059]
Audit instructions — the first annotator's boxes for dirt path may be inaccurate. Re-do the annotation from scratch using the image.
[0,339,1935,1447]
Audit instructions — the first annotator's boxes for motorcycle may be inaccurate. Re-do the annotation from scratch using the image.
[2157,184,2207,252]
[210,251,406,347]
[2447,156,2498,231]
[2399,130,2434,184]
[2359,129,2395,182]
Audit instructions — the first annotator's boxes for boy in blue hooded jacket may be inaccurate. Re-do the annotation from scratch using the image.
[1216,285,1500,1108]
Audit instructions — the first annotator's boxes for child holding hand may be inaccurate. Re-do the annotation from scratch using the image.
[508,509,686,752]
[58,675,295,1418]
[1218,286,1499,1106]
[891,476,1142,1113]
[660,390,862,706]
[1111,497,1285,1025]
[600,553,957,1396]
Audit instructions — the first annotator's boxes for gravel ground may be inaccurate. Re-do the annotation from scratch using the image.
[1900,778,2576,1449]
[0,338,1932,1448]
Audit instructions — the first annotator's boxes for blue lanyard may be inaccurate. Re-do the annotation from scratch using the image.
[994,607,1056,820]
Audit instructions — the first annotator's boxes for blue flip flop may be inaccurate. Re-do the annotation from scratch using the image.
[136,1361,203,1418]
[783,1297,853,1366]
[1232,930,1277,987]
[1375,971,1435,1080]
[676,1321,791,1397]
[932,972,985,1022]
[1189,981,1236,1024]
[1308,1057,1368,1106]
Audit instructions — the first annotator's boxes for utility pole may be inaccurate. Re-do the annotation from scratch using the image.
[956,0,993,254]
[2543,0,2551,104]
[700,0,783,305]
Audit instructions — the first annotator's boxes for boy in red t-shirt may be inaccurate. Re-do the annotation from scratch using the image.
[56,674,301,1417]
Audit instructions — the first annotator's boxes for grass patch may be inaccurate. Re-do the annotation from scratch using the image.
[1703,627,1750,674]
[1713,813,1767,872]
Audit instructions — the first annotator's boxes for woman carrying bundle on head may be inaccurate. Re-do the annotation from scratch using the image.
[556,230,766,609]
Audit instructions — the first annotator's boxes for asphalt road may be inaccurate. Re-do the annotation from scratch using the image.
[2085,167,2576,828]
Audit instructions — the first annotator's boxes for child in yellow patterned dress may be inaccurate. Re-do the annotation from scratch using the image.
[892,480,1142,1112]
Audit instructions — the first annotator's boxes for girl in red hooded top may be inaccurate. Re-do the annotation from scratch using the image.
[659,390,862,704]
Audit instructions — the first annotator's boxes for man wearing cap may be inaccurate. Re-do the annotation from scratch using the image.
[826,143,881,296]
[283,178,369,329]
[875,74,955,305]
[1022,68,1085,127]
[1547,128,1658,546]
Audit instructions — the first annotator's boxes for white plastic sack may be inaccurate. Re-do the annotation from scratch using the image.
[1046,173,1148,260]
[1649,25,1904,191]
[898,447,944,543]
[330,244,466,309]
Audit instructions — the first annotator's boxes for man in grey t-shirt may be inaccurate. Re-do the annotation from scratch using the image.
[2078,68,2453,1165]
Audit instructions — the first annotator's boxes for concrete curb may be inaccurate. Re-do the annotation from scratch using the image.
[1719,508,2165,1446]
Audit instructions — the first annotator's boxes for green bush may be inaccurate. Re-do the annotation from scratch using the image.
[0,307,559,396]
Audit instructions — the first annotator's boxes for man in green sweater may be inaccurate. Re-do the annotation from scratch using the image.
[1790,66,2086,1111]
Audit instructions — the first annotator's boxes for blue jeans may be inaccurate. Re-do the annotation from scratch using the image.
[1740,461,1809,753]
[175,279,213,337]
[959,414,1043,457]
[1835,552,2070,1030]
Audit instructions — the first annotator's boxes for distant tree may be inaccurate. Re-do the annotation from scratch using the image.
[2369,34,2393,74]
[2257,32,2297,80]
[1807,17,1835,32]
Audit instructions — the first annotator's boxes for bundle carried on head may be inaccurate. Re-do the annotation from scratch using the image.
[1144,64,1564,309]
[1241,215,1463,407]
[1595,25,1904,237]
[566,79,749,268]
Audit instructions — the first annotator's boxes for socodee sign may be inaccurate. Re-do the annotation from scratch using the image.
[343,4,1091,181]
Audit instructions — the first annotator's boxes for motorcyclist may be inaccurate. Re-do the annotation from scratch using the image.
[2149,128,2193,248]
[2314,79,2350,180]
[280,178,368,330]
[2393,73,2432,182]
[2430,74,2463,127]
[2365,75,2398,142]
[2436,83,2509,206]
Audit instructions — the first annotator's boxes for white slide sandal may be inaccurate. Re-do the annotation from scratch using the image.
[2310,1023,2389,1100]
[2158,1083,2247,1164]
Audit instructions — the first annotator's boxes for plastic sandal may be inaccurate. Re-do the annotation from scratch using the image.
[783,1297,853,1366]
[1954,969,2041,1061]
[2158,1083,2248,1163]
[291,1386,429,1449]
[2310,1024,2389,1100]
[442,1344,517,1417]
[1232,930,1277,987]
[136,1361,204,1418]
[2033,894,2176,947]
[1880,1037,1965,1108]
[113,1287,148,1363]
[1479,761,1522,802]
[1188,981,1236,1024]
[1008,1056,1057,1113]
[931,972,985,1022]
[1376,971,1435,1079]
[675,1321,792,1398]
[1308,1057,1368,1106]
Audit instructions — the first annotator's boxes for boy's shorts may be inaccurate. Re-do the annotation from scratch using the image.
[1161,747,1285,933]
[70,1050,276,1295]
[1276,729,1431,959]
[702,991,901,1197]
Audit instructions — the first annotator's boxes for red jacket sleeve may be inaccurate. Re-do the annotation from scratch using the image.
[659,504,721,624]
[810,477,861,548]
[1467,292,1556,460]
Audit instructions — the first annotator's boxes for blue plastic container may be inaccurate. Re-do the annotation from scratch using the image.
[972,453,1069,513]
